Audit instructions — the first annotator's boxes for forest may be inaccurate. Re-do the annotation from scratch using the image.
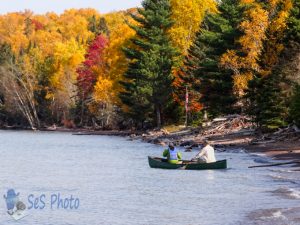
[0,0,299,131]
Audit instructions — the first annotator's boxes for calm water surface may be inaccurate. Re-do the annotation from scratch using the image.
[0,131,299,225]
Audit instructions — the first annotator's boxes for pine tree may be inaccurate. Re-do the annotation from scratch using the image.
[244,0,299,131]
[88,16,110,36]
[286,0,300,125]
[283,0,300,85]
[245,73,288,130]
[290,85,300,127]
[119,0,178,128]
[286,0,300,43]
[181,0,244,117]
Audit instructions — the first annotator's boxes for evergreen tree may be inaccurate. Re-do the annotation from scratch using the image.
[88,16,110,36]
[182,0,244,117]
[286,0,300,125]
[286,0,300,43]
[245,0,300,131]
[282,0,300,85]
[245,73,288,130]
[290,85,300,127]
[119,0,178,128]
[35,56,56,124]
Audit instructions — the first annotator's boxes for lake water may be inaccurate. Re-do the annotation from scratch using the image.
[0,131,299,225]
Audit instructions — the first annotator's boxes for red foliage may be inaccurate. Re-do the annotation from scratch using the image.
[31,19,44,31]
[77,35,108,99]
[173,68,203,113]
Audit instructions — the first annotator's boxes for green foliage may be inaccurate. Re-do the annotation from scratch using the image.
[290,85,300,127]
[189,111,204,127]
[34,56,57,124]
[286,0,300,43]
[163,101,184,125]
[0,44,14,65]
[182,0,244,117]
[245,73,288,131]
[119,0,178,128]
[88,16,110,36]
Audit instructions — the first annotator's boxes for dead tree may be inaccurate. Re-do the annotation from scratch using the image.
[0,62,40,129]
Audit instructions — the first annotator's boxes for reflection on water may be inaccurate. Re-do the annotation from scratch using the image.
[0,130,298,225]
[205,170,215,180]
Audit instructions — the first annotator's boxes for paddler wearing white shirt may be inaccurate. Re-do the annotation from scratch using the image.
[192,140,216,163]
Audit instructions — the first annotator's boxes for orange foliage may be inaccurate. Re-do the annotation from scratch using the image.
[173,69,203,113]
[220,0,292,95]
[260,0,293,77]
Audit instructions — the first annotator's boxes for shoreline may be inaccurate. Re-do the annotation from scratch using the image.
[1,125,300,168]
[0,126,138,136]
[137,126,300,169]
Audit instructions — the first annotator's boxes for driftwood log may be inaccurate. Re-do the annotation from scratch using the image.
[249,161,300,168]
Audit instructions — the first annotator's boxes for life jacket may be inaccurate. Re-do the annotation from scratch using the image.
[168,148,178,161]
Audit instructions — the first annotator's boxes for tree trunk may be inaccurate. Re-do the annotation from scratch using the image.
[156,104,161,129]
[80,101,84,126]
[203,110,208,121]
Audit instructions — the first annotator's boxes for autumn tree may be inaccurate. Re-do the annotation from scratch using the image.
[259,0,293,77]
[221,0,292,95]
[169,0,217,115]
[220,1,268,94]
[182,0,245,117]
[76,34,108,125]
[0,47,40,129]
[281,0,300,125]
[101,10,136,102]
[91,10,137,128]
[120,0,178,128]
[280,0,300,85]
[169,0,217,56]
[245,0,296,130]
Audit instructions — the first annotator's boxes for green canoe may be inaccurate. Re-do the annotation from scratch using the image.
[148,156,227,170]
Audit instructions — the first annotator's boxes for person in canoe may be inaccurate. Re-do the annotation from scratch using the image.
[192,140,216,163]
[163,143,182,164]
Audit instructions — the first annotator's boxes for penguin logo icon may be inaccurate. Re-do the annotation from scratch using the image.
[3,189,28,220]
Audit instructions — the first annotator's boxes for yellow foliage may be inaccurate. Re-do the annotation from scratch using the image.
[233,72,253,95]
[57,9,95,44]
[76,8,101,20]
[240,0,255,3]
[99,10,136,103]
[32,30,62,56]
[169,0,217,56]
[238,4,269,71]
[0,13,29,56]
[170,0,217,102]
[260,0,293,77]
[51,38,85,91]
[220,50,241,73]
[93,78,114,103]
[53,38,85,66]
[220,0,291,95]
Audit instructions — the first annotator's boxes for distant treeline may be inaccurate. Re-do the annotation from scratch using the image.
[0,0,299,131]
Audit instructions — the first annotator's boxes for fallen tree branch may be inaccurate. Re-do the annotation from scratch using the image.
[249,161,300,168]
